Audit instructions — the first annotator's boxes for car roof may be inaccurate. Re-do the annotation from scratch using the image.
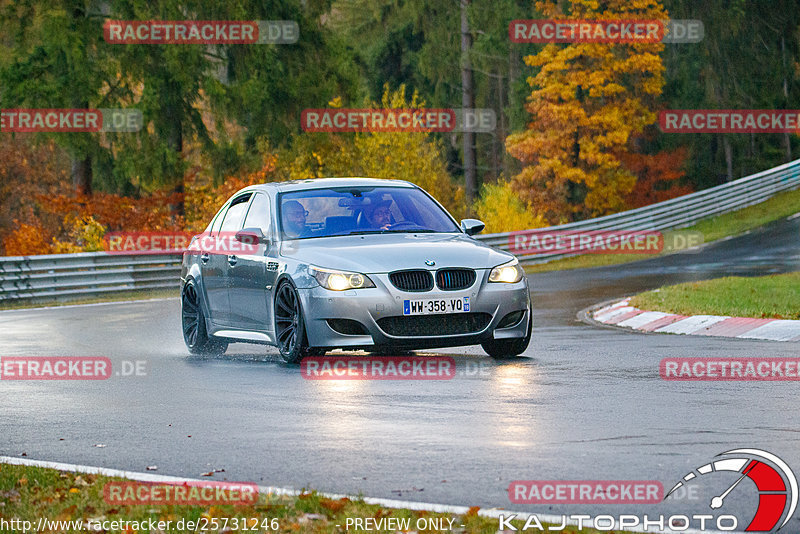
[242,177,417,194]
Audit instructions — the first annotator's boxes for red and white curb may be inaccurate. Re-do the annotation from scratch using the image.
[593,299,800,341]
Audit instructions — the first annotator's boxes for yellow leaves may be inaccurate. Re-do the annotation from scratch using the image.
[51,215,108,253]
[473,180,547,233]
[328,96,343,108]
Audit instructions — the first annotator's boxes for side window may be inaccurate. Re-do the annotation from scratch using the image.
[220,194,252,233]
[242,193,271,236]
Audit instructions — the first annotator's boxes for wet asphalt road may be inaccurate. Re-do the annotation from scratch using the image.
[1,214,799,528]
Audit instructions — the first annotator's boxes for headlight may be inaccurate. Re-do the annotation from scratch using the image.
[310,266,376,291]
[488,258,524,283]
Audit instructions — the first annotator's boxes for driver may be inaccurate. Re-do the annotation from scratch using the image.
[282,200,309,238]
[363,199,393,230]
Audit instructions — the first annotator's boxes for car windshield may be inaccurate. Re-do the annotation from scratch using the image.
[278,186,459,239]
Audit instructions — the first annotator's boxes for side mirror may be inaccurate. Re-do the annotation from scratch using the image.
[235,228,266,245]
[460,219,485,236]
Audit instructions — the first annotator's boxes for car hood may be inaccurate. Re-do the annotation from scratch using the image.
[280,233,513,273]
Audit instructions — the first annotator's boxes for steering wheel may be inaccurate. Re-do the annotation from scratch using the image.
[385,221,424,231]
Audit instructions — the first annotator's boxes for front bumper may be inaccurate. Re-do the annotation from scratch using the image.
[299,270,531,350]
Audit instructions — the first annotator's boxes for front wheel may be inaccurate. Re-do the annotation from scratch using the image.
[274,281,316,363]
[481,309,532,359]
[182,281,228,355]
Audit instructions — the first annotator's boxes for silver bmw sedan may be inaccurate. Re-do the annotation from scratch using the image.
[180,178,532,363]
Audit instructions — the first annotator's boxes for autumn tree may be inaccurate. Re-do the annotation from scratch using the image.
[506,0,667,223]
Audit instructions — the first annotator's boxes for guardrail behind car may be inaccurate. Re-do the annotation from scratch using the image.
[1,157,799,304]
[0,252,181,304]
[479,157,800,263]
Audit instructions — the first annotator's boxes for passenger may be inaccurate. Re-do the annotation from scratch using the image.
[282,200,309,238]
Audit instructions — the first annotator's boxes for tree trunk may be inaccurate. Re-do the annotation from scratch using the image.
[781,36,792,161]
[497,70,507,179]
[165,96,185,218]
[504,45,521,177]
[460,0,476,214]
[71,155,92,196]
[723,136,733,181]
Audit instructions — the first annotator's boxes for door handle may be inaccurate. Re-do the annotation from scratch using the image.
[228,255,238,266]
[200,253,210,263]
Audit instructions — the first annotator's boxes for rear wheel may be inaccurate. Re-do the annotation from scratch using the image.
[274,281,316,363]
[182,281,228,355]
[481,307,532,359]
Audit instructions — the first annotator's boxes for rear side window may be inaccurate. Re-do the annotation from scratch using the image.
[242,193,272,236]
[220,194,252,233]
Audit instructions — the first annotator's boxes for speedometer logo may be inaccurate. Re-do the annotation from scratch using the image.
[665,449,798,531]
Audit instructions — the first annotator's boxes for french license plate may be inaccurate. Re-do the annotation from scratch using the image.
[403,296,470,315]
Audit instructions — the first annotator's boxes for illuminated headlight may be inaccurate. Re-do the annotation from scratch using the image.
[310,266,376,291]
[488,258,524,283]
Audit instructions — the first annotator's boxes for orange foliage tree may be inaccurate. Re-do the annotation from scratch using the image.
[506,0,667,224]
[620,144,693,208]
[0,137,68,255]
[184,151,279,232]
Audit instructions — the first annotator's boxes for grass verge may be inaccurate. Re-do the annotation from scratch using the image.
[525,186,800,273]
[629,272,800,320]
[0,288,179,311]
[0,463,621,534]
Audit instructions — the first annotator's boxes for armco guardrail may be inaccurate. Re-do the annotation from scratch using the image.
[0,252,181,304]
[1,158,799,304]
[478,157,800,264]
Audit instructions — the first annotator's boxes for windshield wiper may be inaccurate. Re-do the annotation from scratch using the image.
[347,228,437,235]
[383,228,436,233]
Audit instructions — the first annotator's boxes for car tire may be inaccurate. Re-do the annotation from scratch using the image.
[182,280,228,355]
[481,306,532,359]
[274,281,315,364]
